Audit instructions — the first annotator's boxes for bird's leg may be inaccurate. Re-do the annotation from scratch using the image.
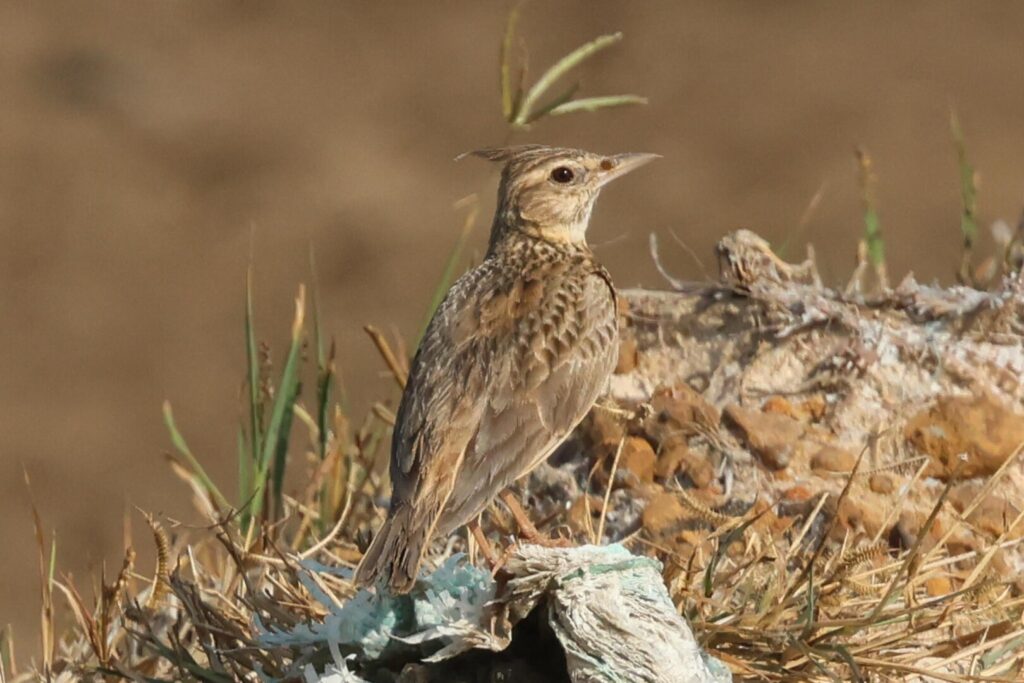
[498,489,571,547]
[499,490,543,541]
[468,518,517,578]
[468,518,499,568]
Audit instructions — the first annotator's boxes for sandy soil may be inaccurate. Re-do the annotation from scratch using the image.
[2,0,1024,644]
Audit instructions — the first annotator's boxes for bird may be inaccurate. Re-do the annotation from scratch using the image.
[353,145,658,593]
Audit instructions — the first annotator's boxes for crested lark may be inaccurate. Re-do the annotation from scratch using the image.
[354,145,658,593]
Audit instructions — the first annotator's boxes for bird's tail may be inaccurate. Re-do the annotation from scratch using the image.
[353,503,431,594]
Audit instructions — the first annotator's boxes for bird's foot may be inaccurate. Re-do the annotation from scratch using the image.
[469,518,500,567]
[519,532,573,549]
[498,490,572,548]
[489,542,517,578]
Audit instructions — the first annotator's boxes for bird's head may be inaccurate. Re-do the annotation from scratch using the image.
[462,145,658,249]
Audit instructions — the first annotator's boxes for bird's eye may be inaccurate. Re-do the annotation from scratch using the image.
[550,166,575,184]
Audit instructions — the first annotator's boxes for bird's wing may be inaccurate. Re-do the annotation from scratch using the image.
[387,261,497,509]
[436,264,618,532]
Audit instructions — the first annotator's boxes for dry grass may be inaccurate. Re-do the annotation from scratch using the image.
[6,301,1022,681]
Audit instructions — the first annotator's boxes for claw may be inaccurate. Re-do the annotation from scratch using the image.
[498,489,573,547]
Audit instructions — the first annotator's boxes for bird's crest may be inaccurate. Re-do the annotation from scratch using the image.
[456,144,566,164]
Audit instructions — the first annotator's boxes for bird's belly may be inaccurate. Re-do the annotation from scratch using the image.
[434,429,570,536]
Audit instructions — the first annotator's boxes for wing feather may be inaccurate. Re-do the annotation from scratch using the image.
[436,268,617,533]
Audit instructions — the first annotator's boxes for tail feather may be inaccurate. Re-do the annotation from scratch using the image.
[353,504,432,593]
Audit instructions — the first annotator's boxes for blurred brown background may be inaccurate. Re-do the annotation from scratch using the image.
[2,0,1023,643]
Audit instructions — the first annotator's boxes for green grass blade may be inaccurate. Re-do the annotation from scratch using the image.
[513,32,624,126]
[703,513,763,598]
[799,562,816,638]
[545,94,647,118]
[137,637,234,683]
[950,109,978,282]
[94,668,175,683]
[309,245,334,461]
[0,625,12,679]
[500,3,522,121]
[308,244,326,369]
[523,81,581,124]
[269,379,300,518]
[316,342,335,463]
[162,401,230,509]
[244,265,262,488]
[236,426,252,526]
[251,287,306,521]
[863,207,884,266]
[819,645,863,682]
[855,148,887,289]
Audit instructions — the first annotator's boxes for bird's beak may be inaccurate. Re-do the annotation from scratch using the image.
[595,152,661,187]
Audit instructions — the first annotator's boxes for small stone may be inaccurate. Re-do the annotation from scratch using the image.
[724,404,803,469]
[614,335,638,374]
[868,473,896,494]
[925,576,953,597]
[769,510,797,535]
[810,445,857,473]
[945,532,979,558]
[836,495,886,538]
[798,394,828,421]
[781,485,814,503]
[678,529,708,548]
[905,393,1024,479]
[763,394,827,423]
[642,492,687,540]
[645,385,720,444]
[654,435,689,480]
[948,483,1024,541]
[947,480,985,512]
[682,450,716,489]
[988,549,1012,577]
[763,396,798,419]
[968,497,1024,540]
[586,409,625,449]
[618,436,656,486]
[894,509,947,553]
[566,494,603,537]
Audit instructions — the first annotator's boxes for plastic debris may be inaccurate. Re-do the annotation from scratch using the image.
[263,544,730,683]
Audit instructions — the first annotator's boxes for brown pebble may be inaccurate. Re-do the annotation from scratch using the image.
[587,409,625,448]
[810,445,857,473]
[764,394,828,423]
[905,393,1024,479]
[782,485,814,503]
[654,435,690,480]
[678,529,713,558]
[645,385,720,444]
[618,436,656,486]
[798,395,828,421]
[925,576,953,597]
[894,509,946,553]
[868,473,896,494]
[968,497,1024,540]
[762,395,798,419]
[724,404,803,469]
[642,492,687,540]
[836,495,886,538]
[566,494,603,537]
[682,450,716,489]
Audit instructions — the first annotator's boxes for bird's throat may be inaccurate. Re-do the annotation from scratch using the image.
[488,215,588,255]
